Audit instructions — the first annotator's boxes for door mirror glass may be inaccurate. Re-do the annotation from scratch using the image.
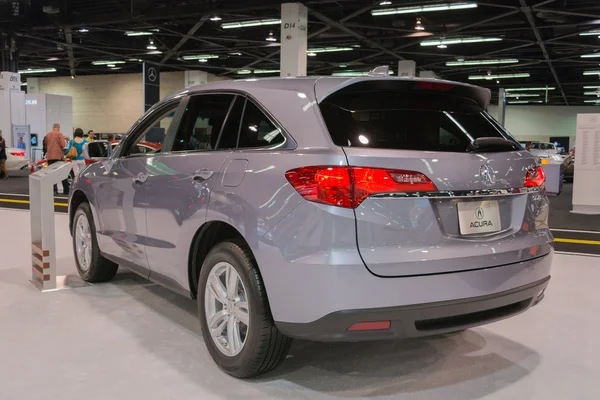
[83,140,112,161]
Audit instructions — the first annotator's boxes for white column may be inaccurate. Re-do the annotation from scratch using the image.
[280,3,308,77]
[27,77,40,93]
[397,61,416,78]
[184,70,208,88]
[497,88,506,126]
[0,71,23,146]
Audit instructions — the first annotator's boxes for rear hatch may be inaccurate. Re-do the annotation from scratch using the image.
[317,79,552,277]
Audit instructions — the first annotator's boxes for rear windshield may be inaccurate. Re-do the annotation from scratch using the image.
[319,88,510,152]
[530,142,554,150]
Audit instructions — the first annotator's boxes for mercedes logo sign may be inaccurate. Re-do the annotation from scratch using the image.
[479,164,496,187]
[147,67,158,82]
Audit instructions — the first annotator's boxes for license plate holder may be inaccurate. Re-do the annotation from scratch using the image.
[457,200,501,235]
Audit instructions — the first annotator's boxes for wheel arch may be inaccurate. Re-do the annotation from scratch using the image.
[69,190,89,233]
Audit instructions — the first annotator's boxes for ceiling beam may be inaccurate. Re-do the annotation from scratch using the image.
[64,28,76,78]
[451,10,521,33]
[160,16,209,64]
[535,8,600,20]
[519,0,568,105]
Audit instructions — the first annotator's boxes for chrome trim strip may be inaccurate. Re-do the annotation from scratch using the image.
[370,186,541,199]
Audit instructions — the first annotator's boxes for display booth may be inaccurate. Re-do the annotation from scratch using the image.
[0,71,26,147]
[572,114,600,214]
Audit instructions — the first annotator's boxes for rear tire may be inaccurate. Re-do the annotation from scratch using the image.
[198,241,292,378]
[72,202,118,282]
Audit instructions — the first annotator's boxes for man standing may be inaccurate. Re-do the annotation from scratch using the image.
[46,123,69,194]
[87,130,95,142]
[17,137,26,150]
[0,131,8,179]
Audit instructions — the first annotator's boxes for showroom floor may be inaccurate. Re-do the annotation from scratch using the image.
[1,208,598,400]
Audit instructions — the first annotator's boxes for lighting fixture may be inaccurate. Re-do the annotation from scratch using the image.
[504,87,555,92]
[146,50,163,55]
[445,58,518,66]
[46,57,59,61]
[584,99,600,103]
[92,60,126,65]
[415,18,425,31]
[78,28,89,33]
[266,32,277,42]
[210,15,222,21]
[221,18,281,29]
[107,64,116,68]
[21,82,27,86]
[579,30,600,36]
[147,39,157,50]
[332,70,394,76]
[254,69,280,74]
[421,37,502,46]
[380,1,392,5]
[583,92,600,96]
[583,70,600,75]
[509,100,543,104]
[372,2,477,16]
[307,52,317,57]
[237,69,252,75]
[229,52,242,56]
[198,59,208,63]
[339,64,347,68]
[581,53,600,58]
[505,93,540,98]
[468,73,530,80]
[437,44,447,49]
[19,68,57,74]
[308,47,353,53]
[584,85,600,89]
[125,31,153,36]
[181,54,219,60]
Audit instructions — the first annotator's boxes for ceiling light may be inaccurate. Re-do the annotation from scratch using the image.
[583,91,600,95]
[332,70,394,76]
[372,2,477,16]
[21,82,27,86]
[339,64,347,68]
[583,70,600,75]
[505,87,555,91]
[92,60,126,65]
[445,58,518,66]
[198,59,208,63]
[229,52,242,56]
[107,64,116,68]
[581,53,600,58]
[221,18,281,29]
[125,31,153,36]
[181,54,219,60]
[147,39,157,50]
[468,73,530,80]
[210,15,222,21]
[266,32,277,42]
[146,50,163,55]
[380,1,392,5]
[78,28,89,33]
[584,85,600,89]
[19,68,57,74]
[509,100,543,104]
[437,44,447,49]
[580,30,600,36]
[421,36,502,46]
[415,18,425,31]
[237,69,252,75]
[307,52,317,57]
[308,47,353,53]
[584,99,600,103]
[254,69,280,74]
[46,57,59,61]
[505,93,540,97]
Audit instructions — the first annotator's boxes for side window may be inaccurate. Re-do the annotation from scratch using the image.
[172,94,234,152]
[217,97,245,149]
[238,100,285,148]
[125,106,176,156]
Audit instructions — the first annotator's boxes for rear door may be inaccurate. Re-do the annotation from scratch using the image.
[318,80,552,277]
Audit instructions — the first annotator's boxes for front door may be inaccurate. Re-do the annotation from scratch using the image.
[95,100,181,274]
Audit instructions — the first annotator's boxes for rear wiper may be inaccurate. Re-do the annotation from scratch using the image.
[468,137,521,153]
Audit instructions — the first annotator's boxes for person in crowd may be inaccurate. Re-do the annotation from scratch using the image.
[0,131,8,179]
[65,128,87,176]
[107,134,115,142]
[42,134,48,157]
[87,130,95,142]
[17,137,26,150]
[46,123,69,195]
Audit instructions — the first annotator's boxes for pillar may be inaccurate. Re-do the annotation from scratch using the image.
[280,3,308,77]
[397,60,416,77]
[184,70,208,88]
[498,88,506,127]
[0,71,25,147]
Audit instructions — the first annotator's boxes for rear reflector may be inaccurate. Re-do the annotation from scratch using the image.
[285,166,437,209]
[524,166,546,187]
[348,321,391,331]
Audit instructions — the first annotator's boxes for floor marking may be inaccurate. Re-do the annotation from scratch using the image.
[554,238,600,246]
[0,192,68,199]
[551,228,600,235]
[555,251,600,258]
[0,198,68,207]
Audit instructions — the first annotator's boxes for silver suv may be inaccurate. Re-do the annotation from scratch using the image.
[69,77,553,378]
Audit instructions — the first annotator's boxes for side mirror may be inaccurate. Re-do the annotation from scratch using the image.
[83,140,112,165]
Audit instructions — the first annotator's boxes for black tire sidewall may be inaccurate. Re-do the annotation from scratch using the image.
[197,242,266,374]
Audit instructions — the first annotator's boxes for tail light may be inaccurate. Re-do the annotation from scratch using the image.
[10,152,25,157]
[524,166,546,187]
[285,166,437,209]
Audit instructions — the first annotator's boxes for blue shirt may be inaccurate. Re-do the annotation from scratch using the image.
[66,139,87,160]
[17,141,26,150]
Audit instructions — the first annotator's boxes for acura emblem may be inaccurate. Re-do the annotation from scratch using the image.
[476,207,485,220]
[479,164,496,187]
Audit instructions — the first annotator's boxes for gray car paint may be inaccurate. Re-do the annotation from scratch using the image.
[70,76,553,326]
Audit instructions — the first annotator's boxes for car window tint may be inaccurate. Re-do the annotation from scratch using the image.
[217,96,245,149]
[172,94,235,152]
[237,101,285,148]
[127,107,175,155]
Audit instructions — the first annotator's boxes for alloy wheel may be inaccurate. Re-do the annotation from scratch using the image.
[75,214,93,272]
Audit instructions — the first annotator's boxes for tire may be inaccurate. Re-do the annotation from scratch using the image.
[198,241,292,378]
[72,202,118,283]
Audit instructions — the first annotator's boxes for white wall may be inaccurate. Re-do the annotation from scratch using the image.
[488,105,600,148]
[34,70,228,134]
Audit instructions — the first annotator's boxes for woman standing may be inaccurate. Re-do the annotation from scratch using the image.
[65,128,88,176]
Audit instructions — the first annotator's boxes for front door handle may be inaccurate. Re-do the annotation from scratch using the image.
[193,170,214,182]
[133,173,148,184]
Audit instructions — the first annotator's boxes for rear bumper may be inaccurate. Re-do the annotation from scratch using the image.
[276,276,549,342]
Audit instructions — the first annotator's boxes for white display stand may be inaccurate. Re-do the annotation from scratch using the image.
[572,114,600,214]
[29,162,88,291]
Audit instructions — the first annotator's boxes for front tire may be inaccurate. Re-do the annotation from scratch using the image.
[72,202,118,282]
[198,241,292,378]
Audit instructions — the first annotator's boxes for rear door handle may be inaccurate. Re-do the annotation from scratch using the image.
[193,170,214,182]
[133,173,148,184]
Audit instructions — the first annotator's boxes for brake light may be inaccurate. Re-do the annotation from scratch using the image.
[417,81,454,91]
[10,152,25,157]
[524,166,546,187]
[285,166,437,209]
